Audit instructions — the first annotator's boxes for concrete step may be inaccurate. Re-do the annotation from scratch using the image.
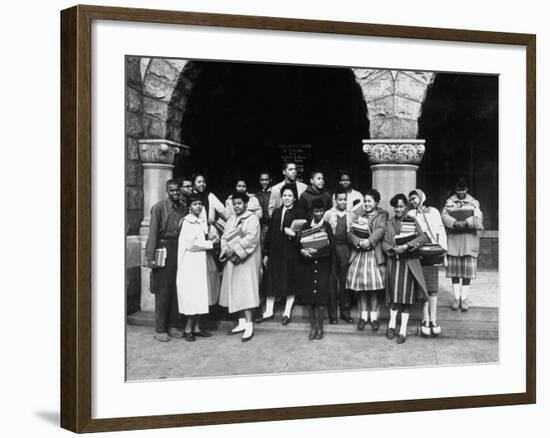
[127,306,498,340]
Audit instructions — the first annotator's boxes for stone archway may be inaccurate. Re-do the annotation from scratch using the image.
[132,58,435,311]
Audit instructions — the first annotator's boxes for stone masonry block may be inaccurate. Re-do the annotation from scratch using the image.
[143,114,167,139]
[126,56,142,89]
[395,72,430,102]
[147,59,181,85]
[126,112,143,137]
[143,96,169,120]
[126,86,142,113]
[361,70,395,102]
[394,95,422,120]
[142,74,173,102]
[127,137,139,160]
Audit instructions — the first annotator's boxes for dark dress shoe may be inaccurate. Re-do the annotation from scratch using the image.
[254,314,273,324]
[340,315,354,324]
[314,327,324,340]
[386,328,395,340]
[397,334,407,344]
[371,320,380,332]
[308,328,316,340]
[241,332,254,343]
[329,317,337,325]
[193,330,212,338]
[281,316,291,325]
[184,332,196,342]
[357,318,366,331]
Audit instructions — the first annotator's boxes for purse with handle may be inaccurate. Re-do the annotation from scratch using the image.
[416,209,447,266]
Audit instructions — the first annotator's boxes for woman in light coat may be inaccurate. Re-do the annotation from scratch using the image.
[224,178,263,219]
[441,178,484,311]
[219,192,262,342]
[407,188,447,337]
[176,194,220,342]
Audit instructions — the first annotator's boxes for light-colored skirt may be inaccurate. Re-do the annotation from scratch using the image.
[446,255,477,279]
[346,250,384,292]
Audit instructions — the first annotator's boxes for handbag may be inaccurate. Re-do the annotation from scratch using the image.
[416,208,447,266]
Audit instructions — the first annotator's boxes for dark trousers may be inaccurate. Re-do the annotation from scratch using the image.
[328,243,352,319]
[152,240,185,333]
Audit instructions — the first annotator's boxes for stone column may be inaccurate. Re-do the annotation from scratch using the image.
[363,140,425,211]
[138,139,189,312]
[352,69,435,210]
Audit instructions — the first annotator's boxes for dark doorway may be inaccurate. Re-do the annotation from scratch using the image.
[418,73,499,229]
[175,61,369,200]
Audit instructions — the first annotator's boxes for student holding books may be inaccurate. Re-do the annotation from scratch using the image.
[441,178,484,311]
[382,194,430,344]
[219,192,262,342]
[324,187,355,324]
[144,179,188,342]
[297,198,334,340]
[407,189,447,337]
[346,189,389,332]
[176,193,220,342]
[258,184,301,324]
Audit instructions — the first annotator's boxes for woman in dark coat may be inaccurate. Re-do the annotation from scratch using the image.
[257,184,301,325]
[382,193,430,344]
[297,198,334,340]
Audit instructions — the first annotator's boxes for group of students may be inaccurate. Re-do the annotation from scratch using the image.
[145,161,484,344]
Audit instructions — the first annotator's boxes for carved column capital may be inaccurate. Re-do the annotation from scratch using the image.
[138,139,190,165]
[362,139,425,165]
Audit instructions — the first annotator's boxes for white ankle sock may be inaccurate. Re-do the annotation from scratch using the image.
[243,321,253,338]
[452,283,461,300]
[461,285,470,301]
[389,309,397,329]
[263,297,275,317]
[283,295,295,318]
[361,310,369,321]
[232,317,246,332]
[370,311,378,322]
[400,312,409,336]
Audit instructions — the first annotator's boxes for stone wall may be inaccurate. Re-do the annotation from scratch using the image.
[126,56,144,235]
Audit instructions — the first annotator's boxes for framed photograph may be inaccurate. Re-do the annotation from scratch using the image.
[60,4,536,433]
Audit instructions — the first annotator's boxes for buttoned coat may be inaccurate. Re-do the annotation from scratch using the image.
[218,211,262,313]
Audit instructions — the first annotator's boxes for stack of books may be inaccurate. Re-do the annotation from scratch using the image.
[225,227,245,249]
[290,219,307,232]
[300,229,330,255]
[395,221,417,246]
[351,223,371,239]
[214,217,226,234]
[448,207,474,221]
[154,247,167,268]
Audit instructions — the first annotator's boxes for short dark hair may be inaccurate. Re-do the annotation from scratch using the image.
[390,193,408,208]
[365,189,381,204]
[235,178,247,186]
[231,191,249,203]
[186,193,203,207]
[456,178,469,190]
[334,186,348,197]
[259,171,271,179]
[338,169,352,179]
[166,179,179,189]
[309,170,323,179]
[311,198,326,210]
[280,183,298,199]
[283,160,297,170]
[191,172,206,184]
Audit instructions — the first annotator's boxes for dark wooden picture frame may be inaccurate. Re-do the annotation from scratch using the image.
[60,4,536,433]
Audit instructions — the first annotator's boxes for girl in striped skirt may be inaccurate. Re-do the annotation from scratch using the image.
[346,190,388,332]
[441,179,484,312]
[382,194,430,344]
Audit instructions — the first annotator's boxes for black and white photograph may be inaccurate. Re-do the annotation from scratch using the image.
[125,57,498,380]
